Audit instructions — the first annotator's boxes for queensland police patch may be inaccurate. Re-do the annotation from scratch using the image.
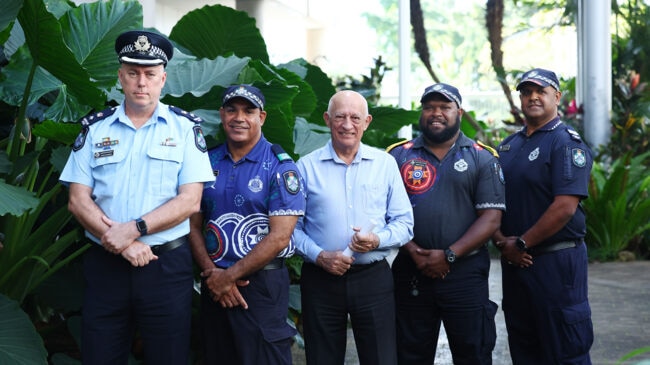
[72,128,88,152]
[193,125,207,152]
[283,170,300,194]
[572,148,586,167]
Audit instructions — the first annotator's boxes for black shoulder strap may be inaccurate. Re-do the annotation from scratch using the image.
[271,144,293,163]
[169,105,203,123]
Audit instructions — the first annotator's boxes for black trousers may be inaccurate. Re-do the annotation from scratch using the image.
[300,259,397,365]
[392,249,497,365]
[81,243,193,365]
[199,266,295,365]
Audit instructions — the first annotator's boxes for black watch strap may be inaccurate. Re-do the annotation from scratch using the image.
[135,218,148,236]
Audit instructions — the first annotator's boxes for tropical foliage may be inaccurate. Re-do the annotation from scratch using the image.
[0,0,418,362]
[583,152,650,261]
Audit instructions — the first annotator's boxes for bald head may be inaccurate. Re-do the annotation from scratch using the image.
[324,90,372,162]
[327,90,369,116]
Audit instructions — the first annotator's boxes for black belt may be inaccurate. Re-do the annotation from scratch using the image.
[150,236,187,255]
[263,258,285,270]
[346,258,386,274]
[528,240,579,256]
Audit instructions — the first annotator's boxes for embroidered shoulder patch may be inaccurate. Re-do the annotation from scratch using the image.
[283,170,300,194]
[572,148,587,167]
[193,125,207,152]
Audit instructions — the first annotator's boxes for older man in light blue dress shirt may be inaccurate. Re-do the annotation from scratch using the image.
[293,90,413,365]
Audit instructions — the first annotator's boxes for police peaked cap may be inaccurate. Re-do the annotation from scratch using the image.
[115,30,173,67]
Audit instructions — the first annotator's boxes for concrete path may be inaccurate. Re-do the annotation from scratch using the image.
[292,259,650,364]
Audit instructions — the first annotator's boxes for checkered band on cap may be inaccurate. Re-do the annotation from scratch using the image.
[115,30,173,66]
[421,83,462,108]
[222,85,265,110]
[516,68,560,90]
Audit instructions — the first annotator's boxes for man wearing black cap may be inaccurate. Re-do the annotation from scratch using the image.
[388,83,505,364]
[493,68,594,364]
[60,30,215,364]
[188,84,306,364]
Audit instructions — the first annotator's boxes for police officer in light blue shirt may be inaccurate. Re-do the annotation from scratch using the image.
[59,30,214,365]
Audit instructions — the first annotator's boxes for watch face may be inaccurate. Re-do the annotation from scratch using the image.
[445,249,456,263]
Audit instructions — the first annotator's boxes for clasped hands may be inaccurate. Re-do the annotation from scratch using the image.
[495,237,533,268]
[201,268,250,309]
[100,215,158,267]
[411,248,450,279]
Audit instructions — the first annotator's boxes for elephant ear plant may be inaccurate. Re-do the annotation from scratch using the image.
[0,0,143,363]
[0,0,417,363]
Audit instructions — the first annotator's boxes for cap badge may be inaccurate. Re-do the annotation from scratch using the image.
[432,84,443,91]
[134,35,152,52]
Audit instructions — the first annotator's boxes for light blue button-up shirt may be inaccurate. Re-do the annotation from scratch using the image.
[60,102,215,245]
[293,141,414,265]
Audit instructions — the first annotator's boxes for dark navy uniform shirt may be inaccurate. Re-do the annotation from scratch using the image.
[201,135,306,268]
[389,132,506,250]
[497,117,593,244]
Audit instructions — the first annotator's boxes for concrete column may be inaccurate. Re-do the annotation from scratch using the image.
[577,0,611,148]
[397,0,412,139]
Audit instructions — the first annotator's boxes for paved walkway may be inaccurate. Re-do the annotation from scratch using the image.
[292,259,650,364]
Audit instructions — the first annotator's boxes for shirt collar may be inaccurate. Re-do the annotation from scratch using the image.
[113,102,167,127]
[322,140,376,164]
[520,116,562,135]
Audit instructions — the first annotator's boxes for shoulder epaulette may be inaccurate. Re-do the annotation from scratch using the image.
[271,144,293,163]
[476,140,499,158]
[78,107,118,128]
[566,128,583,142]
[72,107,117,152]
[385,139,410,153]
[169,105,203,123]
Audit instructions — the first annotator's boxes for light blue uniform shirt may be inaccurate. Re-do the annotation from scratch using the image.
[293,141,414,265]
[60,102,215,245]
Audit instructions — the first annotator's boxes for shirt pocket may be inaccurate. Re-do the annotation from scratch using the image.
[147,144,183,196]
[90,147,127,176]
[361,183,386,215]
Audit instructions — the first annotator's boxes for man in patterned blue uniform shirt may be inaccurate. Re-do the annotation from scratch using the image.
[388,83,505,364]
[188,84,306,364]
[493,68,594,364]
[60,30,215,364]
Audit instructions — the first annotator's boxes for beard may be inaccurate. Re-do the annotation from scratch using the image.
[420,115,461,144]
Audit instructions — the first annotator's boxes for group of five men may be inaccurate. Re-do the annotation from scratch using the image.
[60,30,594,365]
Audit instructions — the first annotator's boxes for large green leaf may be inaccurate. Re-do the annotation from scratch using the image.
[0,179,39,216]
[161,54,250,113]
[0,0,22,46]
[60,0,142,90]
[0,47,61,108]
[18,0,104,109]
[0,294,47,364]
[170,4,269,64]
[279,58,336,125]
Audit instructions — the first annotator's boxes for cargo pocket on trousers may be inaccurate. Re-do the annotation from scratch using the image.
[560,300,594,359]
[260,322,297,344]
[482,300,498,353]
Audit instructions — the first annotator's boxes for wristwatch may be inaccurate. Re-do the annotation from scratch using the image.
[135,218,148,236]
[515,237,527,252]
[444,248,456,264]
